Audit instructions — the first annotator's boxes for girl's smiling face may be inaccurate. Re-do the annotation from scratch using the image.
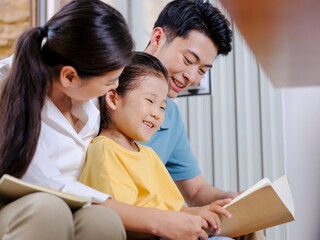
[112,75,169,142]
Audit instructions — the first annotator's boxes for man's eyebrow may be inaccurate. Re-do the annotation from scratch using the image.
[186,49,212,68]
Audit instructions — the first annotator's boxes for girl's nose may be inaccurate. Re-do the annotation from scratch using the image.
[150,111,160,119]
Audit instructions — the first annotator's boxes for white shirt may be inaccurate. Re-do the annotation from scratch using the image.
[0,56,110,203]
[0,55,13,89]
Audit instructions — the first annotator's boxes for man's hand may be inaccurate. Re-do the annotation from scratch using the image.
[175,174,242,207]
[227,190,244,200]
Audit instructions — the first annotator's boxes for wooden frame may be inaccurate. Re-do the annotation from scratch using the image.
[30,0,48,27]
[30,0,38,27]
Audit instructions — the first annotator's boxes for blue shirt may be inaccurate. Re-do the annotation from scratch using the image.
[140,98,201,181]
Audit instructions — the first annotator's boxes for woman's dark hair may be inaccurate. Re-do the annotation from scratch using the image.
[153,0,232,56]
[100,52,169,130]
[0,0,134,178]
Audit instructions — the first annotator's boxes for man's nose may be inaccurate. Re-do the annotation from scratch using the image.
[183,67,198,84]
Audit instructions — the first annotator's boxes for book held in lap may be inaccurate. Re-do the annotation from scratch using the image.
[0,174,89,210]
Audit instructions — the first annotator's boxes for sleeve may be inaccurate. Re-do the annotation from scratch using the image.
[22,146,110,204]
[79,140,138,205]
[0,55,14,89]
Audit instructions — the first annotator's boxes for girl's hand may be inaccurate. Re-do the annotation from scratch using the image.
[155,210,210,240]
[101,199,211,240]
[181,198,232,235]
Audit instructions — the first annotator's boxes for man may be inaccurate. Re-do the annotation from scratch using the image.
[142,0,266,239]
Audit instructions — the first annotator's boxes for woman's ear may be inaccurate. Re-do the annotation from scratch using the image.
[59,66,81,88]
[105,89,118,110]
[147,27,167,54]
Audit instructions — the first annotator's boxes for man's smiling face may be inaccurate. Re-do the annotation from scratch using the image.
[152,30,218,98]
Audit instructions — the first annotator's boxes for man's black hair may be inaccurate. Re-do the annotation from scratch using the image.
[153,0,232,55]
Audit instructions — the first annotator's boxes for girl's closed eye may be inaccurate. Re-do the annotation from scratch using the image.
[146,98,153,103]
[160,100,167,111]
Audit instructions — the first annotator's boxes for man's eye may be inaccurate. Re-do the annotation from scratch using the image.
[184,57,192,65]
[199,69,206,75]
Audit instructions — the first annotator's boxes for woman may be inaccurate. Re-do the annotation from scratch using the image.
[0,1,133,239]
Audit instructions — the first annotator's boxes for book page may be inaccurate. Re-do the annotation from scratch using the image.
[272,175,295,217]
[224,178,271,208]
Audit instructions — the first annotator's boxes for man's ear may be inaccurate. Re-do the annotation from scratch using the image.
[105,89,118,110]
[147,27,166,54]
[59,66,81,88]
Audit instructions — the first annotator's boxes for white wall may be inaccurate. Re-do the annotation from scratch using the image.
[283,86,320,240]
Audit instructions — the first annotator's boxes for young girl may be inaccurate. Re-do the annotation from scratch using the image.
[0,0,133,239]
[79,52,233,240]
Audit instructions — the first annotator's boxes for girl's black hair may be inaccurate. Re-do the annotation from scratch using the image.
[153,0,232,56]
[99,52,169,130]
[0,0,134,178]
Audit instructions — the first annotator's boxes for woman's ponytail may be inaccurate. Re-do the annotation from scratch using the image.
[0,27,50,178]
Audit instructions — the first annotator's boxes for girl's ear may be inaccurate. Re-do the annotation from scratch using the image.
[148,27,167,54]
[105,89,118,110]
[59,66,81,88]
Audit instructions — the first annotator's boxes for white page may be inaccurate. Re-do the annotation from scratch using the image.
[272,175,295,217]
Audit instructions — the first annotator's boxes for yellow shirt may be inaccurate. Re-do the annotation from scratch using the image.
[79,136,184,211]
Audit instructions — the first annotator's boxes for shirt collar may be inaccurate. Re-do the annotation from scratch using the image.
[42,97,100,137]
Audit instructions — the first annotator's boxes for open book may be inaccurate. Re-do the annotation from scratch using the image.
[0,174,89,210]
[218,175,295,238]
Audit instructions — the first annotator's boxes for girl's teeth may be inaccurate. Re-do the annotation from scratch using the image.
[144,121,153,128]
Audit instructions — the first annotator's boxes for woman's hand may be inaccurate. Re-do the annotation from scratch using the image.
[181,198,232,235]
